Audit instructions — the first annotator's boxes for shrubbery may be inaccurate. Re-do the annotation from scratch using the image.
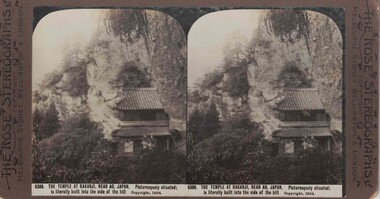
[187,112,342,184]
[224,65,250,98]
[201,70,224,90]
[33,113,186,183]
[109,62,151,90]
[61,65,89,97]
[266,10,310,42]
[33,104,61,141]
[277,62,312,88]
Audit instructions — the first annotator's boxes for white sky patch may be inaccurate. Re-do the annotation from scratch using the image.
[188,10,261,88]
[33,9,103,85]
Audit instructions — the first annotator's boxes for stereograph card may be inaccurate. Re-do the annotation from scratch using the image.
[0,0,378,198]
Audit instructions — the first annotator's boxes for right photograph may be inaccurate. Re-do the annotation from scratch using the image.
[187,9,343,184]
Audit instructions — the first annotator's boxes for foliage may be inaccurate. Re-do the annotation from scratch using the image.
[135,149,186,183]
[38,46,89,98]
[33,90,48,104]
[277,62,312,88]
[33,113,104,182]
[198,103,220,140]
[245,149,342,184]
[42,70,63,88]
[266,10,310,42]
[189,136,342,184]
[187,111,342,184]
[61,65,89,97]
[33,107,43,135]
[187,108,204,149]
[188,89,208,104]
[59,48,90,97]
[220,112,258,134]
[105,9,149,42]
[33,112,186,183]
[293,150,342,184]
[187,113,264,183]
[109,62,151,90]
[201,70,224,90]
[224,65,250,98]
[35,103,60,141]
[222,31,248,68]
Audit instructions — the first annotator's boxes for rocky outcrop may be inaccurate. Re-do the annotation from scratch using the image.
[34,10,187,138]
[190,10,343,134]
[247,10,343,132]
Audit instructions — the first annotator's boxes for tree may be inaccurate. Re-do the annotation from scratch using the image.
[224,65,250,98]
[187,113,265,184]
[105,10,151,54]
[33,113,110,182]
[198,103,220,140]
[222,31,248,68]
[33,112,187,183]
[187,108,203,149]
[60,46,90,98]
[201,70,224,90]
[277,62,312,88]
[109,62,151,90]
[136,149,186,183]
[266,10,310,42]
[33,108,43,137]
[35,103,61,141]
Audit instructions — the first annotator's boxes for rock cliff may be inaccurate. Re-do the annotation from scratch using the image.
[34,10,187,139]
[190,10,343,135]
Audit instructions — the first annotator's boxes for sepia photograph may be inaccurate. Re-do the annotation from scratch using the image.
[187,9,343,184]
[32,9,187,183]
[0,0,377,197]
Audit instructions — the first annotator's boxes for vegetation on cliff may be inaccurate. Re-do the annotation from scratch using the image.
[33,9,187,183]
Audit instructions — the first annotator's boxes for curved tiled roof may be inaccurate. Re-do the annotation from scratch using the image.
[112,126,170,137]
[273,127,332,138]
[278,88,324,111]
[115,88,163,110]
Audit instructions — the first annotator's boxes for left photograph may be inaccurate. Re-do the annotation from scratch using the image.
[32,9,187,183]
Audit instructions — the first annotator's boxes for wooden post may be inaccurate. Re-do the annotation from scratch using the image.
[166,137,170,150]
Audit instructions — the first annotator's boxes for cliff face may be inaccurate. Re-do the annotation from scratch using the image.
[34,10,187,138]
[190,10,343,133]
[247,10,342,131]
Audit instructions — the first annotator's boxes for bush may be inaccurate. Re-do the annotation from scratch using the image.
[188,113,342,184]
[188,89,208,104]
[266,10,310,41]
[198,103,220,140]
[33,113,186,183]
[201,70,224,90]
[109,62,151,90]
[224,66,250,98]
[187,113,264,183]
[136,149,186,183]
[277,62,312,88]
[35,103,60,141]
[105,9,148,41]
[61,65,89,97]
[33,113,106,182]
[187,108,204,148]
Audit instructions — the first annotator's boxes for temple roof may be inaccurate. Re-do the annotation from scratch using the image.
[115,88,163,110]
[278,88,324,111]
[112,126,171,137]
[273,127,332,138]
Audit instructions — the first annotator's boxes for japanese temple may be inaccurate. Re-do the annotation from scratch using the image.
[110,88,172,155]
[271,88,334,156]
